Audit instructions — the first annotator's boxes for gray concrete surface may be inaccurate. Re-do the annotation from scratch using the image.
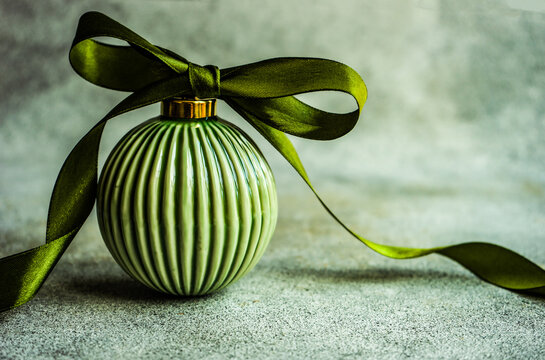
[1,1,544,358]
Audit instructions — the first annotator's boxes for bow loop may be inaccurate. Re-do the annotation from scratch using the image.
[188,63,221,99]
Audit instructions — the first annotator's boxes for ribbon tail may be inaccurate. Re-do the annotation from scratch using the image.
[228,99,545,296]
[0,230,77,311]
[0,120,105,312]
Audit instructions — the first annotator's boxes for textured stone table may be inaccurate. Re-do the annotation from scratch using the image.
[1,1,544,358]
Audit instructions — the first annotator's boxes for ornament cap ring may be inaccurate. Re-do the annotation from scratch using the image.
[161,97,217,119]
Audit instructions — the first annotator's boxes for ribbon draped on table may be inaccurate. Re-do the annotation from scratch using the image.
[1,11,544,312]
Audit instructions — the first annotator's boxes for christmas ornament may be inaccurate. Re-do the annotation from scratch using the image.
[98,98,277,295]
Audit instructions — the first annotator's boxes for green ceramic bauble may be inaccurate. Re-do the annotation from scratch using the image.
[97,98,278,295]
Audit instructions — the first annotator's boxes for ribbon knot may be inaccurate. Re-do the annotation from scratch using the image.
[187,63,221,99]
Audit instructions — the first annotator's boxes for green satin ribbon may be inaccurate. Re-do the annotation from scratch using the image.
[1,12,544,312]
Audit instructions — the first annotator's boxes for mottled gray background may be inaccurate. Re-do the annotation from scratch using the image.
[1,0,544,359]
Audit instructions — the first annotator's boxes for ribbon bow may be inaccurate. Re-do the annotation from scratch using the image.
[1,12,544,312]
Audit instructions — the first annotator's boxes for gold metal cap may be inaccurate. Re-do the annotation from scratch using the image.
[161,97,217,119]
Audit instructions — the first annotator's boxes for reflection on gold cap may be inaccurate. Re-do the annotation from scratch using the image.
[161,97,217,119]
